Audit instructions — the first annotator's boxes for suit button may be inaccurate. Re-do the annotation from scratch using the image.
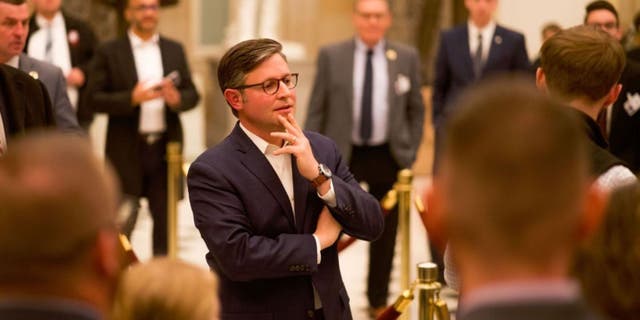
[307,310,315,318]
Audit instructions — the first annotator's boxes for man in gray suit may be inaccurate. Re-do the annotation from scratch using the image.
[305,0,424,316]
[426,78,604,320]
[0,0,79,132]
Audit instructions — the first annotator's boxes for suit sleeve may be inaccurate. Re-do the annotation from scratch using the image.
[432,32,450,129]
[188,161,318,282]
[305,48,329,132]
[321,139,384,239]
[86,45,136,116]
[511,33,531,71]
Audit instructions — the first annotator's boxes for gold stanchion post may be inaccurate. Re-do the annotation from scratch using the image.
[416,262,450,320]
[166,142,182,259]
[396,169,413,320]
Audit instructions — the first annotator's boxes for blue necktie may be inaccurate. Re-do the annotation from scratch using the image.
[473,34,483,78]
[361,49,373,144]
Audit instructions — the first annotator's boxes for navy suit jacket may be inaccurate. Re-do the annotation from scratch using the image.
[432,24,530,171]
[432,24,529,127]
[188,124,384,320]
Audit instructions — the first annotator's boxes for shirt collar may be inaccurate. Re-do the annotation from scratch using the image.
[35,11,64,29]
[5,55,19,69]
[355,37,386,55]
[239,123,281,155]
[460,279,580,317]
[128,29,160,48]
[468,20,497,39]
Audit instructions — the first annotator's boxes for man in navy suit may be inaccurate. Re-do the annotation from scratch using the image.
[432,0,530,171]
[188,39,384,320]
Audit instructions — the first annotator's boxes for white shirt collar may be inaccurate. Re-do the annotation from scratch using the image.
[35,11,64,29]
[128,29,160,48]
[5,55,19,69]
[468,20,496,40]
[355,37,385,54]
[239,123,281,155]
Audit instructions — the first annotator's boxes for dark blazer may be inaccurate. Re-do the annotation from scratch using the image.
[0,64,55,139]
[432,24,530,130]
[19,53,79,132]
[305,38,424,168]
[459,299,602,320]
[188,124,384,320]
[608,60,640,173]
[87,35,199,196]
[0,302,100,320]
[27,11,97,126]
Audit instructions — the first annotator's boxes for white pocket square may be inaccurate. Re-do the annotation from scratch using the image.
[395,74,411,95]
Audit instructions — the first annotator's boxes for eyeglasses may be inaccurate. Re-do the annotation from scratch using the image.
[234,73,298,95]
[131,4,160,12]
[588,22,618,31]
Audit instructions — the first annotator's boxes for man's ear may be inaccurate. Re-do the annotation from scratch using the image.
[93,230,122,281]
[421,181,448,254]
[578,183,607,241]
[603,83,623,107]
[223,89,243,114]
[535,67,547,91]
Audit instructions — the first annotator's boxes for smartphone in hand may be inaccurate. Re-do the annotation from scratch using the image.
[165,70,181,87]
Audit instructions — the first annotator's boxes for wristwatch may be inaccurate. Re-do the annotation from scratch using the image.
[311,163,332,188]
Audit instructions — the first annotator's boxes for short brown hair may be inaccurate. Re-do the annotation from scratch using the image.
[442,76,589,264]
[113,258,219,320]
[0,132,120,285]
[217,38,286,117]
[540,25,625,102]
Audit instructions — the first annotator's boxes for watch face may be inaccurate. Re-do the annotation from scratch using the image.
[319,164,332,178]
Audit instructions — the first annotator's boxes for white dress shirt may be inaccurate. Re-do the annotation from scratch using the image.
[352,38,389,146]
[28,12,78,109]
[468,20,497,65]
[129,30,166,134]
[0,110,6,156]
[239,123,337,310]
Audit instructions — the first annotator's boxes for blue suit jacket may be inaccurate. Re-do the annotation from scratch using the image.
[188,124,384,320]
[431,24,530,171]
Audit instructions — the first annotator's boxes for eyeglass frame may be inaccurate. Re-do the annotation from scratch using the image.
[233,73,299,95]
[130,4,160,12]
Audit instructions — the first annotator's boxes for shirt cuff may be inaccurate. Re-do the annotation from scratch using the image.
[317,180,336,207]
[312,234,322,264]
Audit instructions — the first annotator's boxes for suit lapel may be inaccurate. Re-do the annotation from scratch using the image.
[121,36,138,87]
[461,26,476,80]
[386,42,398,121]
[159,38,171,76]
[344,40,356,119]
[232,125,297,231]
[292,160,309,232]
[4,69,26,135]
[484,26,503,74]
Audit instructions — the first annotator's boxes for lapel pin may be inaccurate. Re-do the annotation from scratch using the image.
[28,71,39,80]
[386,49,397,61]
[494,35,503,45]
[68,29,80,47]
